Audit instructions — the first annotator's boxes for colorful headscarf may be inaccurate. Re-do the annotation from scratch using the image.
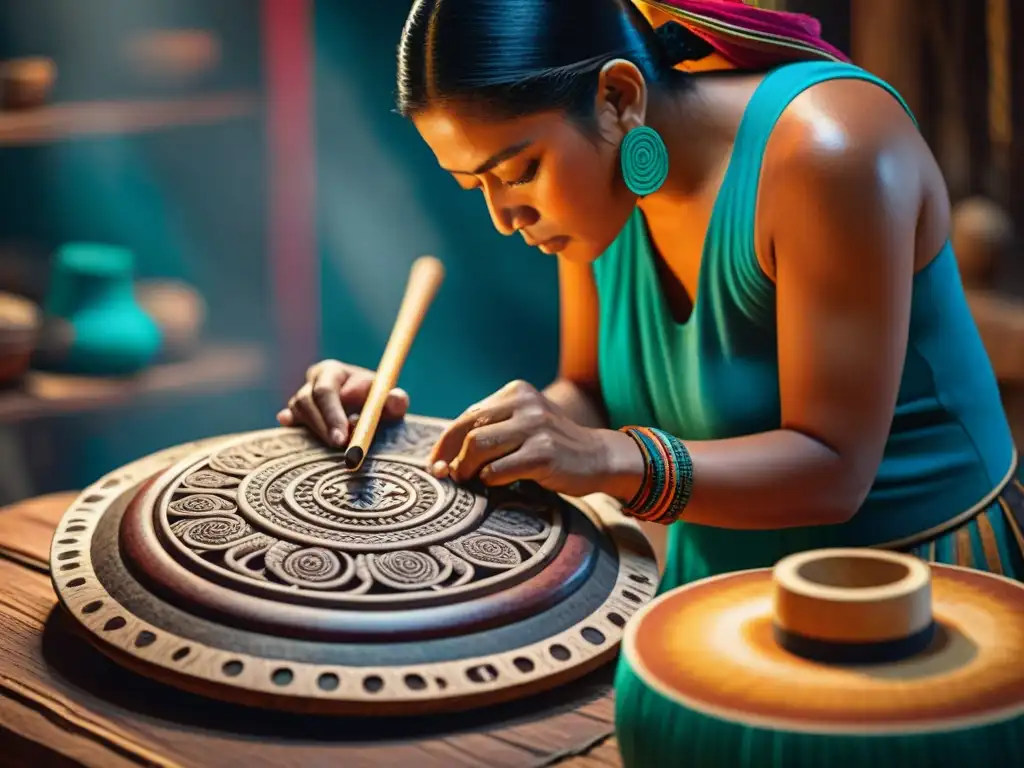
[635,0,850,70]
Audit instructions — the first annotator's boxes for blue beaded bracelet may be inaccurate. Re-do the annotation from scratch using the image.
[620,426,694,524]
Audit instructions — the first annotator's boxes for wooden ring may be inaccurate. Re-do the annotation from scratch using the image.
[772,548,933,656]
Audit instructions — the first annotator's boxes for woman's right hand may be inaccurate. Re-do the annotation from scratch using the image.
[276,360,410,447]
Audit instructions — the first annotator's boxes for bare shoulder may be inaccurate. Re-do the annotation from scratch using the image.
[769,77,926,196]
[757,76,949,274]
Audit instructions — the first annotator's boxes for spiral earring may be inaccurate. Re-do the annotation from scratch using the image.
[620,125,669,197]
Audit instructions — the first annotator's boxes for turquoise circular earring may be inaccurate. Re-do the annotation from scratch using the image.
[620,125,669,197]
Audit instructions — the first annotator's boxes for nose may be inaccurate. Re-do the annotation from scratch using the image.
[481,182,537,237]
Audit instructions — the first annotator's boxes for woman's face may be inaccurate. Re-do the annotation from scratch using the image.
[412,102,639,264]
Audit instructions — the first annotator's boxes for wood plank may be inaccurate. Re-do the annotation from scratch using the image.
[557,737,622,767]
[495,712,611,756]
[0,491,77,570]
[0,93,258,146]
[0,344,267,424]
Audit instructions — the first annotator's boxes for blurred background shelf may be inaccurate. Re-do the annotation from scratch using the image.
[0,91,259,145]
[0,343,266,424]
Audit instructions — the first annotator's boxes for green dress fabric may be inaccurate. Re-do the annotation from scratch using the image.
[592,60,1023,587]
[598,60,1024,768]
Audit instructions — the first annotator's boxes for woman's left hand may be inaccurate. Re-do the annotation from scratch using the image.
[428,379,616,497]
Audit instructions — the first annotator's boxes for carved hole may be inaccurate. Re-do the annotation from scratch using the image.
[435,677,448,690]
[66,577,86,588]
[57,538,77,545]
[65,525,86,533]
[607,612,626,628]
[172,647,191,662]
[622,589,642,603]
[135,631,156,648]
[101,479,121,489]
[82,600,103,614]
[272,668,294,686]
[403,674,427,691]
[59,563,80,572]
[629,573,652,585]
[363,675,384,693]
[317,673,339,692]
[466,664,499,684]
[581,627,606,646]
[57,550,79,561]
[222,660,244,677]
[103,617,126,632]
[513,657,535,674]
[549,644,571,662]
[83,495,104,503]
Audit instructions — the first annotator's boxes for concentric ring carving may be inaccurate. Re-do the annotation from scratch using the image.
[136,421,566,608]
[49,418,660,716]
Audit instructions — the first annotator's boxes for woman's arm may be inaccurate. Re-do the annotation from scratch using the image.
[542,255,608,429]
[601,83,930,529]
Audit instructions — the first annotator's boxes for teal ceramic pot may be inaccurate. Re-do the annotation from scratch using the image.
[41,243,162,375]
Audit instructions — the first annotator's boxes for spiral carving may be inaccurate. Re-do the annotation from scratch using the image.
[168,494,237,517]
[263,541,355,589]
[171,516,252,549]
[369,550,448,590]
[450,533,522,569]
[481,507,551,540]
[183,470,237,489]
[620,125,669,197]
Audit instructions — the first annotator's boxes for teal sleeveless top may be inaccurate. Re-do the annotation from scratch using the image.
[592,61,1017,587]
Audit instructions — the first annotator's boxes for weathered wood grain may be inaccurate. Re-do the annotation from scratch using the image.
[0,493,623,768]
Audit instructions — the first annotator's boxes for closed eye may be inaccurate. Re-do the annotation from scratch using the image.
[506,158,539,187]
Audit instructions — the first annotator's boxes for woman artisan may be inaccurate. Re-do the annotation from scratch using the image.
[278,0,1024,588]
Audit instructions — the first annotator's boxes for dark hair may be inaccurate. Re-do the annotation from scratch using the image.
[395,0,714,120]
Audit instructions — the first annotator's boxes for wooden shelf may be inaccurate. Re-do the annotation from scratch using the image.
[0,91,259,146]
[0,343,267,424]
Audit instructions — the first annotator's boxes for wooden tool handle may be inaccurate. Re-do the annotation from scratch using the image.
[345,255,445,469]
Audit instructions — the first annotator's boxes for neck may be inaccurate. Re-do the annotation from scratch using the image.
[641,78,734,204]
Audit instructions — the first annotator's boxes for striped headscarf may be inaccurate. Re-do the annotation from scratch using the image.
[635,0,849,70]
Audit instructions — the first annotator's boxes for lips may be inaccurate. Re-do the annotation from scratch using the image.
[522,233,570,253]
[537,235,570,254]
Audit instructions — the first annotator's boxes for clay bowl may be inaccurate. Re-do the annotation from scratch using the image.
[0,292,41,386]
[134,279,206,362]
[0,57,57,110]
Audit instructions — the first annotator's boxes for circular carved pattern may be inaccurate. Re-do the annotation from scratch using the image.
[131,424,571,610]
[170,516,252,549]
[167,494,237,517]
[50,419,660,716]
[369,550,444,589]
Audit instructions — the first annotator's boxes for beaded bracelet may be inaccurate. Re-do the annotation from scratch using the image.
[619,426,694,524]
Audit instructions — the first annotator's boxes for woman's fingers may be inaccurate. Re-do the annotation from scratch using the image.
[448,420,529,483]
[429,400,517,473]
[383,387,410,419]
[290,382,332,444]
[313,368,352,445]
[478,447,549,487]
[283,360,412,448]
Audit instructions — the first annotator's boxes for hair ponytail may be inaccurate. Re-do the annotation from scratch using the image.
[653,21,715,67]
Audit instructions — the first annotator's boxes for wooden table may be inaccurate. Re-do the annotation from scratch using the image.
[0,492,627,768]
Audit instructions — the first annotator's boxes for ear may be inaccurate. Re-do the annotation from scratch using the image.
[594,59,648,145]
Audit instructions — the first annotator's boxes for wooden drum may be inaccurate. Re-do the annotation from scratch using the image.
[616,548,1024,767]
[50,416,658,715]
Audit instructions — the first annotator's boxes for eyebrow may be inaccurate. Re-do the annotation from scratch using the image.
[445,140,533,176]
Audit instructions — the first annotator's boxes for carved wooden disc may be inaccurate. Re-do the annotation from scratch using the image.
[51,416,658,715]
